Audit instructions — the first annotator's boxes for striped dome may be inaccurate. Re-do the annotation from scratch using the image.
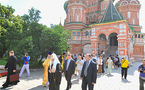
[64,0,69,12]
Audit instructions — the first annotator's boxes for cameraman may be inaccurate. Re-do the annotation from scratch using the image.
[138,59,145,90]
[19,53,30,77]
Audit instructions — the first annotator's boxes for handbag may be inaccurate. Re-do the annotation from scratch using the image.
[10,74,19,82]
[112,65,114,69]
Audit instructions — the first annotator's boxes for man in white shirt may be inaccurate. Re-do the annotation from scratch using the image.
[76,54,84,81]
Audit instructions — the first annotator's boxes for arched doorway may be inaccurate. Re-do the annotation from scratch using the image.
[83,44,91,54]
[98,34,107,55]
[109,33,118,46]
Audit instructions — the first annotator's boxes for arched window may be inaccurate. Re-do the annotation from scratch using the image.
[89,16,92,22]
[128,12,130,18]
[85,31,89,36]
[138,34,140,38]
[137,12,139,19]
[77,32,80,36]
[133,19,135,25]
[141,35,144,38]
[76,14,79,22]
[70,15,72,22]
[72,32,76,36]
[90,31,92,36]
[86,17,88,22]
[135,34,137,38]
[93,15,96,22]
[131,1,137,4]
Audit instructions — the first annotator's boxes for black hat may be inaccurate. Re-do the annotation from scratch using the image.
[48,51,53,55]
[63,52,66,55]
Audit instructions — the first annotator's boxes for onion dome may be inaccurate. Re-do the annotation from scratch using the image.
[64,0,69,13]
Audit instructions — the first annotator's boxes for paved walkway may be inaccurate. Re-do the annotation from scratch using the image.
[0,62,142,90]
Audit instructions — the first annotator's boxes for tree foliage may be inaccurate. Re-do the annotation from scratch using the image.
[0,4,23,58]
[0,5,71,65]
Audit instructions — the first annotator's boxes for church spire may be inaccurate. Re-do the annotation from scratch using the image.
[101,0,122,22]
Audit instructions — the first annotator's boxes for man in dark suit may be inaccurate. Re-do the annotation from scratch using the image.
[1,51,19,89]
[63,52,75,90]
[80,53,97,90]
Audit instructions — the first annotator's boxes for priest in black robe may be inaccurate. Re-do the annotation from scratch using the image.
[48,53,62,90]
[1,51,19,89]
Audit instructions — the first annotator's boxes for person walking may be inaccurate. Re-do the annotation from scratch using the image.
[106,56,113,75]
[42,51,52,87]
[19,53,30,77]
[48,53,62,90]
[97,57,103,75]
[121,57,130,80]
[76,54,84,81]
[1,51,19,89]
[80,53,97,90]
[138,59,145,90]
[114,56,119,69]
[59,52,67,71]
[63,52,75,90]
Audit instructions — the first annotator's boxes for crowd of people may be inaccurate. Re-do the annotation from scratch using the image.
[1,50,145,90]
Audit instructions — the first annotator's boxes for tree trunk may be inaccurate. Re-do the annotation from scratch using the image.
[38,55,43,65]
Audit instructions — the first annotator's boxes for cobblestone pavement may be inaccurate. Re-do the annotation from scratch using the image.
[0,62,142,90]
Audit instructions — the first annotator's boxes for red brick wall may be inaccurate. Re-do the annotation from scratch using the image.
[70,44,82,54]
[134,45,144,58]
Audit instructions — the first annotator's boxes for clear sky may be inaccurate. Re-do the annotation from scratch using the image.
[0,0,144,33]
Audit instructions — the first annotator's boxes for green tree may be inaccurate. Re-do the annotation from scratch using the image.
[20,7,42,63]
[6,36,34,66]
[0,4,24,58]
[39,25,71,64]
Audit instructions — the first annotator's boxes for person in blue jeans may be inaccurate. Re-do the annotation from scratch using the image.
[19,53,30,77]
[138,59,145,90]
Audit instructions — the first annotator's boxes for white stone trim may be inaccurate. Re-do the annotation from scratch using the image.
[120,1,129,6]
[130,0,139,4]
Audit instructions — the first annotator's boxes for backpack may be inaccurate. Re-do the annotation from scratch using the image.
[115,58,118,62]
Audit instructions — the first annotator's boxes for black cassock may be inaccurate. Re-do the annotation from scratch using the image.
[2,55,19,87]
[48,63,62,90]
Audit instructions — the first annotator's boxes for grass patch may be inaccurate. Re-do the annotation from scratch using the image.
[0,59,7,65]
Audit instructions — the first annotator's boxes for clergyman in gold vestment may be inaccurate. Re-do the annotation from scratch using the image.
[42,51,53,87]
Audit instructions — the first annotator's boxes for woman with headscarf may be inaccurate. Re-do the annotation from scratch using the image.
[48,53,62,90]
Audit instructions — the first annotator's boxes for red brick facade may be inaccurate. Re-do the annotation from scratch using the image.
[64,0,145,60]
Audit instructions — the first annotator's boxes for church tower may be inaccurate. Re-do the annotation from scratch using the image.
[64,0,87,30]
[115,0,141,32]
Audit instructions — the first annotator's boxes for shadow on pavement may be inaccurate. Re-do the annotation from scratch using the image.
[72,80,79,84]
[28,85,49,90]
[0,85,15,90]
[106,74,114,77]
[121,79,131,83]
